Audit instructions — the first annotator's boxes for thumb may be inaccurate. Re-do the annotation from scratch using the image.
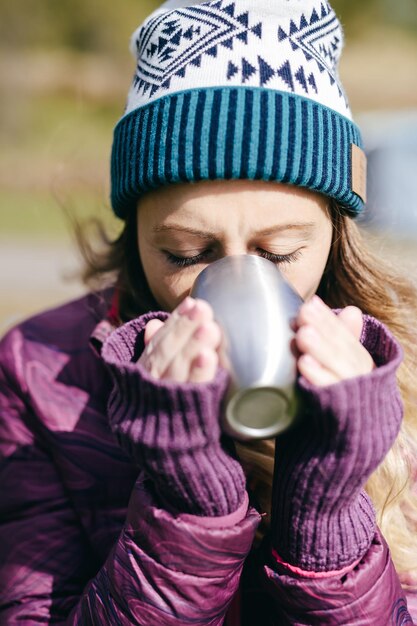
[144,319,165,346]
[338,306,364,341]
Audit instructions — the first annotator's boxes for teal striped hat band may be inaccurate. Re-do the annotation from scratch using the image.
[111,1,367,219]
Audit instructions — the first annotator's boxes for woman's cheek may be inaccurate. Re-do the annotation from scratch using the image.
[158,269,198,311]
[283,258,327,301]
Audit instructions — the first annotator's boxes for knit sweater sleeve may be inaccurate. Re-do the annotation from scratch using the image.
[270,314,403,571]
[101,311,247,517]
[260,314,414,624]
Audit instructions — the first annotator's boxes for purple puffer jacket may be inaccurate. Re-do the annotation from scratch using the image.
[0,291,415,625]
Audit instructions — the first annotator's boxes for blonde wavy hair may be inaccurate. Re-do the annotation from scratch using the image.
[77,200,417,582]
[235,204,417,584]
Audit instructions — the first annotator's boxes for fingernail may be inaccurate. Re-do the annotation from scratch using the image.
[195,353,207,368]
[187,301,202,320]
[311,295,325,309]
[303,325,319,343]
[304,296,323,317]
[301,354,316,368]
[178,297,194,314]
[290,337,300,358]
[194,324,208,340]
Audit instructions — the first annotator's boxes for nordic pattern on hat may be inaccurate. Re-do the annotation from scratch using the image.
[111,0,366,219]
[126,0,350,119]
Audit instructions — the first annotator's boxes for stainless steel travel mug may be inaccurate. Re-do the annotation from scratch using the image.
[191,254,303,440]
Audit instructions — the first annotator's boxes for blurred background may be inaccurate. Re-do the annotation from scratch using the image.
[0,0,416,333]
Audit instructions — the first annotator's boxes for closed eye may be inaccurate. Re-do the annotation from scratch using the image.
[256,249,302,265]
[164,248,302,268]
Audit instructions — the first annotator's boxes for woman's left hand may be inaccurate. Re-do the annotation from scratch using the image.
[273,297,403,573]
[293,295,375,387]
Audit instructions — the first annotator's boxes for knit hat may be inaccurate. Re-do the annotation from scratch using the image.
[110,0,367,219]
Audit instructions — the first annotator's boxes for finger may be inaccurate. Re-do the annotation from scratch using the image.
[160,322,221,382]
[338,306,363,341]
[295,321,373,381]
[290,316,300,333]
[296,296,334,329]
[192,321,222,350]
[161,344,217,383]
[298,354,339,387]
[290,336,302,360]
[142,296,194,353]
[154,298,214,349]
[189,349,219,384]
[296,297,364,371]
[298,297,363,342]
[190,298,214,320]
[141,297,194,351]
[140,298,214,377]
[217,333,231,370]
[144,319,165,346]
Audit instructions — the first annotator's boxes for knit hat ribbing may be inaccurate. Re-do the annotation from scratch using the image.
[111,0,367,219]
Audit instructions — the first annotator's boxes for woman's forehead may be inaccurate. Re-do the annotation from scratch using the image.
[140,179,328,208]
[138,180,330,235]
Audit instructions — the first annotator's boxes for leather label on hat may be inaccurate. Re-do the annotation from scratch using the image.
[351,144,367,203]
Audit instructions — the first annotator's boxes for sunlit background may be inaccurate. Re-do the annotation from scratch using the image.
[0,0,416,333]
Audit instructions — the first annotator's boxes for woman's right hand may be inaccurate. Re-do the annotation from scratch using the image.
[138,297,223,384]
[103,298,246,517]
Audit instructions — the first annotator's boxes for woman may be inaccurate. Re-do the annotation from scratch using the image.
[1,0,416,623]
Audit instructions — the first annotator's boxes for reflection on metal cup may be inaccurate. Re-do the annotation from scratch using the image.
[191,254,303,440]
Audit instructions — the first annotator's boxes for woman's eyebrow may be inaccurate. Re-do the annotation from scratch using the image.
[253,222,317,237]
[152,222,316,238]
[152,225,217,239]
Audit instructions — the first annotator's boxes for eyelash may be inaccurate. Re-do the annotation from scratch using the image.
[165,249,302,268]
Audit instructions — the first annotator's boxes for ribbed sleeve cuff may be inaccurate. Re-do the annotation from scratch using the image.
[272,315,404,571]
[102,312,247,517]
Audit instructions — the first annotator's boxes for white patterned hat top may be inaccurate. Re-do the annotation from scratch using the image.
[111,0,367,219]
[127,0,349,118]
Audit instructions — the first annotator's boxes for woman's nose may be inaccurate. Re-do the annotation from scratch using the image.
[220,244,250,258]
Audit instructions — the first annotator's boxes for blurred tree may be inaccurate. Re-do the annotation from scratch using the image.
[332,0,377,21]
[333,0,417,35]
[0,0,159,53]
[0,0,415,53]
[381,0,417,32]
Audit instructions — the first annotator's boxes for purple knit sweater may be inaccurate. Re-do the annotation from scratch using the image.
[1,292,414,624]
[102,309,404,573]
